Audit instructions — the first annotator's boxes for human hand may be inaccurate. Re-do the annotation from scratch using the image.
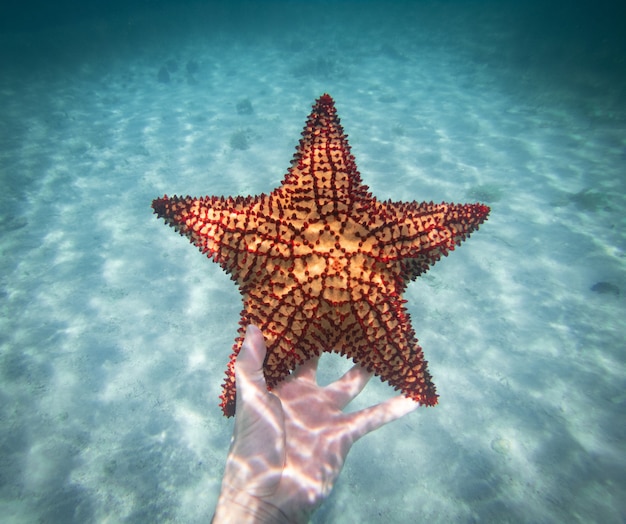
[212,325,419,523]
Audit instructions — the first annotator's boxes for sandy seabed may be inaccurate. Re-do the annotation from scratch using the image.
[0,2,624,522]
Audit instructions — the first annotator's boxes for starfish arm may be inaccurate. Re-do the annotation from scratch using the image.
[152,194,297,287]
[338,289,438,406]
[220,284,327,416]
[278,94,371,218]
[368,200,490,279]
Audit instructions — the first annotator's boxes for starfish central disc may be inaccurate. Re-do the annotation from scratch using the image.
[152,94,490,416]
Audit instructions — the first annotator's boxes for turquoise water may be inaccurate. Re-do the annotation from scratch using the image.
[1,1,625,522]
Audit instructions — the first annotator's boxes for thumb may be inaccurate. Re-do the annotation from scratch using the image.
[236,325,267,380]
[235,325,271,408]
[227,325,285,496]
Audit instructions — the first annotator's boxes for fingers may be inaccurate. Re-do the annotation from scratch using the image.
[291,355,319,382]
[324,364,373,409]
[343,395,419,442]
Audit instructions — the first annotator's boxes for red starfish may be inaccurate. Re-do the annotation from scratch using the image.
[152,94,490,416]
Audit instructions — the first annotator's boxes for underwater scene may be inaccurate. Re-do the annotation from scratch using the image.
[0,0,624,522]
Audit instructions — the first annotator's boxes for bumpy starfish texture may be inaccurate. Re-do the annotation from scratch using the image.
[153,94,489,416]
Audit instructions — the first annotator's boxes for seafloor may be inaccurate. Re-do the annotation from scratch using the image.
[0,1,624,522]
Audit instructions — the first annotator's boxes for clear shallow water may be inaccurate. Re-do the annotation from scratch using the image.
[1,1,625,522]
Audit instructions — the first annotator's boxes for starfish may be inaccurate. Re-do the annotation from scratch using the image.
[152,94,489,416]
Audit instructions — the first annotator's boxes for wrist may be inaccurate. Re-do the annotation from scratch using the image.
[212,486,291,524]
